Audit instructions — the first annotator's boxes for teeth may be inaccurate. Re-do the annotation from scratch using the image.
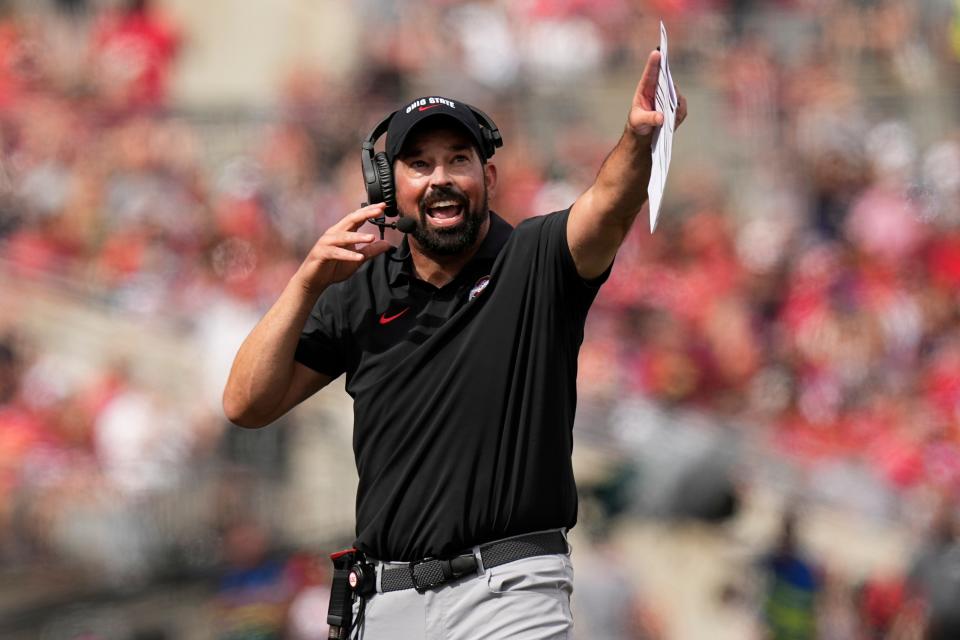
[427,200,463,221]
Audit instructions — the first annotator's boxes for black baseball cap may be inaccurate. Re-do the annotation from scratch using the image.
[385,96,489,163]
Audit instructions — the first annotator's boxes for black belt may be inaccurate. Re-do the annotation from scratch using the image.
[379,530,567,593]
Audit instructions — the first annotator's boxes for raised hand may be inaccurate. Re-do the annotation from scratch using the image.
[298,203,393,293]
[627,50,688,138]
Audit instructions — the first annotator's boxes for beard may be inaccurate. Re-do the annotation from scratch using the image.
[400,184,488,257]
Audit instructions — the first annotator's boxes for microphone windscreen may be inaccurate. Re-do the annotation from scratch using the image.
[396,217,417,234]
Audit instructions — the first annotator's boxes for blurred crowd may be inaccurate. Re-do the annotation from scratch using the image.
[2,0,960,637]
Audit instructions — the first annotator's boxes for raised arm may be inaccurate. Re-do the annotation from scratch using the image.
[222,203,391,428]
[568,50,688,279]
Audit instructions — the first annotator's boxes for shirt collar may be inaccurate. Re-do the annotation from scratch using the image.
[387,211,513,287]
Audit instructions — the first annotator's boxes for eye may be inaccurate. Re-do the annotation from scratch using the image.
[409,159,429,170]
[452,154,470,164]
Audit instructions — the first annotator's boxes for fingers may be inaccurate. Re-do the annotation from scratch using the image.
[322,239,390,266]
[322,246,366,262]
[312,217,384,263]
[649,111,665,127]
[676,92,688,128]
[327,230,377,246]
[630,109,664,134]
[633,50,661,110]
[633,48,688,132]
[358,240,392,259]
[333,202,388,232]
[303,204,396,288]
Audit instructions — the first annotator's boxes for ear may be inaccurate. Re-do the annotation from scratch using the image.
[483,162,498,198]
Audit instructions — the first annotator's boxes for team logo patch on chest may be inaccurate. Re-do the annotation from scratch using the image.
[469,275,491,301]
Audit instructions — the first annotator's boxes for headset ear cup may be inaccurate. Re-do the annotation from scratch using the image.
[467,105,502,160]
[374,152,395,216]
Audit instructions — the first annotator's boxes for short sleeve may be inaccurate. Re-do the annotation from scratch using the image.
[294,284,349,379]
[527,208,612,304]
[552,208,612,291]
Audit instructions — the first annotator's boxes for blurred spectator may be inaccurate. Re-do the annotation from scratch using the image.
[285,553,331,640]
[94,374,193,498]
[816,571,860,640]
[857,572,922,640]
[90,0,180,113]
[572,523,663,640]
[758,509,822,640]
[213,519,296,640]
[907,494,960,639]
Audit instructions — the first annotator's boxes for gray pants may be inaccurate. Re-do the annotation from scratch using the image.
[355,552,575,639]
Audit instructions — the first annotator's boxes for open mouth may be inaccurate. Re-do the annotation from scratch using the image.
[424,199,465,228]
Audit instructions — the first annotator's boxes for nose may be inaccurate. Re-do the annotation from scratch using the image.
[427,163,453,187]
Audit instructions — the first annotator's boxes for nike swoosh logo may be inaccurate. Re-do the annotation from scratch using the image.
[418,105,441,111]
[379,308,410,325]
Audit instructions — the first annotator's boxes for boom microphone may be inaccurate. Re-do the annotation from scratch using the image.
[395,217,417,234]
[366,208,417,239]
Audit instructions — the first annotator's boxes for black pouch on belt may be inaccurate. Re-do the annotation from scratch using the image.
[327,548,376,639]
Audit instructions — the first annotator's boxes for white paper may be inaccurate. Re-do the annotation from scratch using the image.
[647,20,678,233]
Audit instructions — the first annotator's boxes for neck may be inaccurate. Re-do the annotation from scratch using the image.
[409,215,491,288]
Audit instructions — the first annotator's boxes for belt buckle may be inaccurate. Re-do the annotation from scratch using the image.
[409,558,445,593]
[409,553,477,593]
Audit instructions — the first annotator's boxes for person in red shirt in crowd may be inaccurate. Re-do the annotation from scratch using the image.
[91,0,179,112]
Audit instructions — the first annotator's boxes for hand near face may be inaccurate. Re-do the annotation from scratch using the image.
[298,203,393,293]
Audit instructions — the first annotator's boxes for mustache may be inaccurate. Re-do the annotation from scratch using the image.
[419,186,469,211]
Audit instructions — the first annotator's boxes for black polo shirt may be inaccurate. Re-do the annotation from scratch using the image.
[295,209,608,561]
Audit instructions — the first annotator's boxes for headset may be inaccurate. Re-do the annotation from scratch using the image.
[360,104,503,225]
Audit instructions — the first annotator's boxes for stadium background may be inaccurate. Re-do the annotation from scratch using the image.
[1,0,959,637]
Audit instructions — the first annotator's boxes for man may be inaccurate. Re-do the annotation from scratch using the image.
[224,49,687,638]
[759,510,822,640]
